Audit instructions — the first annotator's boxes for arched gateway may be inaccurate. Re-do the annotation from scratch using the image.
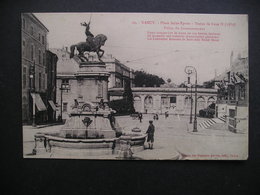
[133,96,141,112]
[144,96,153,113]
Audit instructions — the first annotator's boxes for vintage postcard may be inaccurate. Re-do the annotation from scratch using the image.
[22,13,248,160]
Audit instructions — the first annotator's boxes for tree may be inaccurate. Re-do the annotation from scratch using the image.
[179,83,187,88]
[109,79,135,114]
[123,79,135,113]
[203,80,215,88]
[134,70,165,87]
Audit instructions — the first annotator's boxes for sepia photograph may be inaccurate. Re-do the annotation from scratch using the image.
[21,13,248,160]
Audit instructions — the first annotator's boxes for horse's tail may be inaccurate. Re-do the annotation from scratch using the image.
[70,45,76,58]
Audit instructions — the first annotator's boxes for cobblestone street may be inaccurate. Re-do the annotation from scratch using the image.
[23,114,248,160]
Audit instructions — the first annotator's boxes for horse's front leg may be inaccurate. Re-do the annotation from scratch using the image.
[97,49,104,62]
[79,52,88,62]
[83,56,89,62]
[82,52,89,62]
[78,49,88,62]
[99,49,105,58]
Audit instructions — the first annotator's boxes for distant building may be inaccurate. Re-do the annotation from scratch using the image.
[50,47,81,120]
[160,82,178,88]
[46,50,58,122]
[215,51,248,133]
[109,87,217,114]
[103,54,135,88]
[21,13,49,124]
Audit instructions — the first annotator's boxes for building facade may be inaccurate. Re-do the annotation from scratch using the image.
[104,54,135,88]
[215,51,248,133]
[21,13,49,124]
[46,50,58,122]
[109,87,217,114]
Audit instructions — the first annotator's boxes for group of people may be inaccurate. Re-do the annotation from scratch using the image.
[153,113,159,120]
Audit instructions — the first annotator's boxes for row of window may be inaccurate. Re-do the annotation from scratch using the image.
[145,96,214,106]
[228,85,246,101]
[22,40,45,65]
[115,77,133,88]
[22,66,45,90]
[60,79,103,98]
[22,17,45,45]
[145,97,177,105]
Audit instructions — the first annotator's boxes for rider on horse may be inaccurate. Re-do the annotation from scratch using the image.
[70,21,107,62]
[81,21,95,49]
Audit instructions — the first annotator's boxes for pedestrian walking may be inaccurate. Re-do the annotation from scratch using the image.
[146,120,155,149]
[138,112,143,123]
[71,99,79,113]
[154,113,159,120]
[165,111,169,119]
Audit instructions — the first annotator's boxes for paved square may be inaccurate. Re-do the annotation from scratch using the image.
[23,114,248,160]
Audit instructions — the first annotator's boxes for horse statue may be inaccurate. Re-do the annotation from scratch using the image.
[70,34,107,62]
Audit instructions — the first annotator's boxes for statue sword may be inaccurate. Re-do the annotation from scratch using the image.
[88,13,92,25]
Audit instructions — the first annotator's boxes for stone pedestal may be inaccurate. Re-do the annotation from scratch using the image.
[75,61,110,105]
[32,133,48,154]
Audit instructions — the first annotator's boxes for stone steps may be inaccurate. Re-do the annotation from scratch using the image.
[199,118,217,129]
[218,116,227,123]
[199,116,226,129]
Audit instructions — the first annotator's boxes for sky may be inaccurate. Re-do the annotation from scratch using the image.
[34,13,248,84]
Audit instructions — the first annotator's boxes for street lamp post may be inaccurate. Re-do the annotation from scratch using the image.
[193,69,198,132]
[185,69,193,124]
[60,85,63,122]
[189,84,193,124]
[183,80,192,123]
[60,82,69,122]
[185,66,198,132]
[30,61,36,127]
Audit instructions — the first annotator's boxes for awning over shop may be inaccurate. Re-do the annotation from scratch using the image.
[48,100,58,111]
[31,93,47,111]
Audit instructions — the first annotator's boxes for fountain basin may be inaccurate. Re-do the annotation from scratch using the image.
[32,102,147,157]
[60,129,115,139]
[45,134,117,149]
[121,133,147,146]
[33,132,147,156]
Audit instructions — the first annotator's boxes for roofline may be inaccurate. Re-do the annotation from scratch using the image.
[24,13,49,32]
[46,50,58,57]
[109,87,218,93]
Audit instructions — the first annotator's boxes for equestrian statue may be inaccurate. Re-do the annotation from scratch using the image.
[70,21,107,62]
